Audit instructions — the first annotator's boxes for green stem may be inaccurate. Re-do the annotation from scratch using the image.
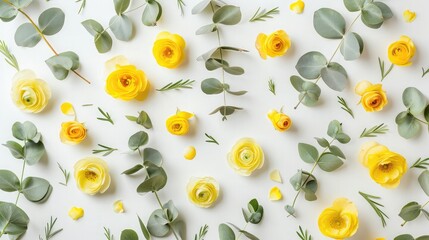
[154,191,180,240]
[414,116,429,125]
[401,199,429,227]
[235,222,249,240]
[0,222,10,237]
[15,159,26,205]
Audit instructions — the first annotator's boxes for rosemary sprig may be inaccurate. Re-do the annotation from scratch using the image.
[268,78,276,95]
[296,226,312,240]
[378,57,394,81]
[249,7,280,22]
[194,224,209,240]
[157,79,195,91]
[177,0,186,16]
[337,96,354,118]
[76,0,87,14]
[422,67,429,78]
[205,133,219,145]
[359,191,389,227]
[57,163,70,186]
[410,157,429,169]
[104,227,114,240]
[82,103,93,107]
[360,123,389,138]
[92,144,118,156]
[39,217,63,240]
[97,107,114,125]
[0,40,20,71]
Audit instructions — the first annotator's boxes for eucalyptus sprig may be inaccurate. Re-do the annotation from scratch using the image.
[0,121,52,239]
[38,217,63,240]
[249,7,279,22]
[0,0,90,83]
[194,224,209,240]
[286,120,350,217]
[337,96,354,118]
[360,123,389,138]
[126,110,152,129]
[193,0,248,120]
[399,170,429,226]
[157,79,195,91]
[218,199,263,240]
[291,0,392,109]
[0,40,20,71]
[296,226,312,240]
[394,234,429,240]
[359,191,389,227]
[395,87,429,139]
[92,144,118,156]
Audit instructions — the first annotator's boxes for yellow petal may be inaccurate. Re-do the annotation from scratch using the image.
[354,80,373,96]
[403,10,416,23]
[113,200,125,213]
[269,186,283,201]
[61,102,75,116]
[105,55,129,74]
[290,0,305,14]
[177,111,194,119]
[184,146,196,160]
[269,169,282,183]
[68,206,84,220]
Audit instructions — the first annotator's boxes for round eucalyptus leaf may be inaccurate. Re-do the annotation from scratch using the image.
[163,200,179,222]
[403,87,427,115]
[128,131,149,151]
[12,121,37,141]
[110,15,134,41]
[424,105,429,123]
[201,78,224,95]
[284,205,295,216]
[343,0,365,12]
[313,8,346,39]
[143,147,163,167]
[361,3,383,26]
[224,66,244,75]
[318,153,343,172]
[114,0,130,15]
[295,51,327,79]
[321,62,348,91]
[120,229,139,240]
[147,209,170,237]
[373,2,393,20]
[58,51,80,70]
[298,143,318,163]
[399,202,421,222]
[329,145,346,159]
[396,112,420,139]
[81,19,104,36]
[290,75,305,92]
[142,1,161,26]
[205,58,227,71]
[394,235,415,240]
[24,140,45,165]
[219,223,235,240]
[2,141,24,159]
[0,202,29,236]
[192,0,211,14]
[327,120,341,138]
[213,5,241,25]
[94,32,113,53]
[45,55,74,80]
[137,168,167,193]
[0,170,20,192]
[21,177,51,202]
[0,2,18,21]
[196,23,217,35]
[418,170,429,196]
[300,81,321,107]
[315,137,329,148]
[14,23,41,47]
[289,171,303,190]
[38,8,65,36]
[340,32,363,61]
[8,0,32,9]
[209,106,242,117]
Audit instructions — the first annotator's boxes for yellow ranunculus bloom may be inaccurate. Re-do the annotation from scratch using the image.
[318,198,359,240]
[388,36,416,66]
[269,186,282,201]
[60,121,87,145]
[256,30,291,59]
[187,176,219,208]
[68,206,84,220]
[113,200,124,213]
[290,0,305,14]
[403,10,416,23]
[166,111,194,135]
[105,56,150,101]
[153,31,186,69]
[184,146,196,160]
[355,81,388,112]
[74,157,111,195]
[11,70,51,113]
[227,138,264,176]
[267,109,292,131]
[359,142,407,188]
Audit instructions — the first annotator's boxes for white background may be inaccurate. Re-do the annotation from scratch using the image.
[1,0,429,239]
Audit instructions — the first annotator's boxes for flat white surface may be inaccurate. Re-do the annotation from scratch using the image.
[1,0,429,239]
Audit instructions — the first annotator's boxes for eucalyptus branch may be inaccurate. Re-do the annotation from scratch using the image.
[401,199,429,227]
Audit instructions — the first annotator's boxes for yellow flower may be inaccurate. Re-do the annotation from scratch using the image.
[60,121,87,145]
[267,109,292,131]
[166,111,194,135]
[403,10,416,23]
[388,36,416,66]
[105,56,150,101]
[68,206,84,220]
[113,200,125,213]
[74,157,111,195]
[269,186,282,201]
[11,70,51,113]
[187,176,219,208]
[256,30,291,59]
[355,81,388,112]
[184,146,196,160]
[376,238,385,240]
[359,142,407,188]
[290,0,305,14]
[318,198,359,240]
[227,138,264,176]
[153,31,186,69]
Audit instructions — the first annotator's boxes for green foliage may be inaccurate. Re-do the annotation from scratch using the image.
[296,226,312,240]
[15,22,41,47]
[205,133,219,145]
[290,75,321,108]
[399,202,422,224]
[360,123,389,138]
[0,170,20,192]
[126,110,153,129]
[147,201,184,239]
[422,67,429,78]
[340,32,363,60]
[142,0,162,26]
[249,7,279,22]
[0,202,29,237]
[137,215,151,240]
[0,40,20,71]
[157,79,195,91]
[38,8,65,35]
[218,224,235,240]
[22,177,52,202]
[128,131,149,151]
[411,158,429,170]
[359,191,389,227]
[395,235,429,240]
[38,216,63,240]
[82,19,113,53]
[242,199,264,224]
[104,227,114,240]
[76,0,86,14]
[194,224,208,240]
[97,107,114,125]
[337,96,354,118]
[378,57,394,81]
[295,51,327,79]
[121,229,138,240]
[268,78,276,95]
[45,51,80,80]
[92,144,118,156]
[57,163,70,186]
[177,0,185,16]
[418,170,429,196]
[313,8,345,39]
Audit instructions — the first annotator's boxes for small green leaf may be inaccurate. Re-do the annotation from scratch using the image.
[394,234,415,240]
[295,51,327,79]
[219,223,235,240]
[9,0,33,9]
[142,1,162,26]
[224,66,244,75]
[122,164,144,175]
[399,202,421,222]
[396,112,420,139]
[336,133,351,144]
[209,106,242,117]
[196,23,217,35]
[320,62,348,91]
[94,31,113,53]
[318,153,343,172]
[128,131,149,151]
[289,170,303,190]
[114,0,130,15]
[361,3,383,28]
[284,205,295,216]
[313,8,346,39]
[201,78,224,95]
[82,19,103,36]
[45,53,79,80]
[418,170,429,196]
[110,15,134,41]
[2,141,24,159]
[329,145,345,159]
[14,23,41,47]
[0,2,18,21]
[299,81,321,107]
[403,87,427,115]
[340,32,363,61]
[298,143,319,163]
[373,2,393,20]
[0,202,29,236]
[137,215,151,240]
[21,177,52,202]
[12,121,37,141]
[121,229,139,240]
[24,140,45,165]
[343,0,365,12]
[327,120,342,138]
[315,137,329,148]
[240,230,259,240]
[137,165,167,193]
[213,5,241,25]
[38,8,65,35]
[0,170,20,192]
[147,209,170,237]
[143,148,163,167]
[192,0,211,14]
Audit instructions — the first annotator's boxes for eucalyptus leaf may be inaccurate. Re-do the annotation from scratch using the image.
[327,120,341,138]
[205,58,227,71]
[361,3,383,28]
[224,66,244,75]
[213,5,241,25]
[147,209,170,237]
[240,230,259,240]
[163,200,179,222]
[8,0,32,9]
[219,223,235,240]
[58,51,80,70]
[2,141,24,159]
[0,202,29,236]
[315,137,329,148]
[284,205,295,216]
[201,78,224,95]
[137,165,167,193]
[0,2,18,21]
[340,32,363,60]
[394,235,414,240]
[143,148,163,167]
[196,23,217,35]
[82,19,103,36]
[295,51,327,79]
[128,131,149,151]
[94,31,113,53]
[110,15,134,41]
[192,0,211,14]
[418,170,429,196]
[373,2,393,20]
[300,82,321,107]
[197,46,248,61]
[0,170,20,192]
[399,202,421,222]
[425,105,429,123]
[24,140,45,165]
[21,177,52,202]
[12,121,37,141]
[135,111,152,129]
[395,112,420,139]
[298,143,319,164]
[329,145,346,159]
[336,133,351,144]
[403,87,427,115]
[289,170,303,190]
[45,55,75,80]
[142,1,161,26]
[114,0,130,15]
[318,153,343,172]
[321,62,348,91]
[14,23,41,47]
[343,0,365,12]
[38,8,65,35]
[122,164,144,175]
[313,8,346,39]
[137,215,151,240]
[209,106,242,117]
[121,229,139,240]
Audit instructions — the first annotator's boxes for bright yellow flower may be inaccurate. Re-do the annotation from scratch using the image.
[267,109,292,131]
[256,30,291,59]
[403,10,416,23]
[113,200,125,213]
[68,206,84,220]
[166,111,194,135]
[74,157,111,195]
[105,56,150,101]
[388,36,416,66]
[269,186,282,201]
[290,0,305,14]
[60,121,87,145]
[376,238,385,240]
[227,138,264,176]
[318,198,359,240]
[11,70,51,113]
[359,142,407,188]
[153,31,186,69]
[184,146,196,160]
[187,176,219,208]
[355,81,388,112]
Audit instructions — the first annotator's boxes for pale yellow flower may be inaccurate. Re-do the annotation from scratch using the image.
[290,0,305,14]
[403,10,416,23]
[388,36,416,66]
[74,157,111,195]
[153,31,186,69]
[187,177,219,208]
[184,146,196,160]
[113,200,124,213]
[269,186,282,201]
[11,70,51,113]
[256,30,291,59]
[355,81,388,112]
[318,198,359,239]
[269,169,282,183]
[267,109,292,131]
[68,206,84,220]
[166,111,194,135]
[227,138,264,176]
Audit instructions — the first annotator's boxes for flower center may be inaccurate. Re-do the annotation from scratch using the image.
[84,170,98,182]
[172,123,182,131]
[163,47,173,58]
[240,149,254,163]
[379,163,392,172]
[120,74,132,87]
[329,216,345,230]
